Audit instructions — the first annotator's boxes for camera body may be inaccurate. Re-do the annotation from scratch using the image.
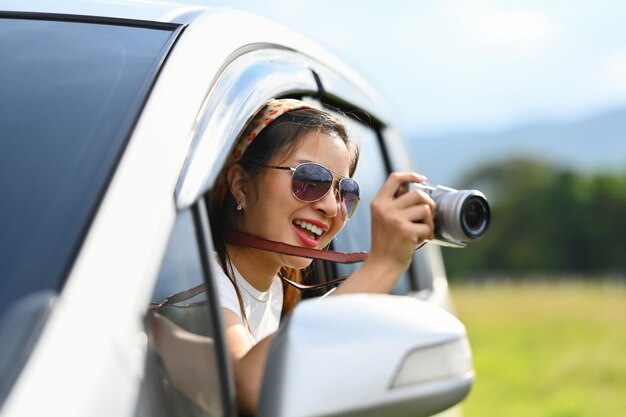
[411,183,490,248]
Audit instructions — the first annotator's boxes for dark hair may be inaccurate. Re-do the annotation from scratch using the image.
[210,106,359,322]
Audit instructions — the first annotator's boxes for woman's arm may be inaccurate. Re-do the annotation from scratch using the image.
[334,172,435,295]
[222,309,272,416]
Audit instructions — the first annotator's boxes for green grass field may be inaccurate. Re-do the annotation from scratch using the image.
[451,281,626,417]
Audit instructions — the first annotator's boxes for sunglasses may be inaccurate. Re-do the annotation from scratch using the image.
[258,162,360,219]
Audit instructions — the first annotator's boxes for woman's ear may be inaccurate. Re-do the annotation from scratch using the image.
[226,163,247,207]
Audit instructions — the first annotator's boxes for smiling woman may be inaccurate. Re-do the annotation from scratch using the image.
[151,98,437,416]
[211,100,359,329]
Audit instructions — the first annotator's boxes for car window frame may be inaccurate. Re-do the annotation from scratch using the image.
[191,198,238,416]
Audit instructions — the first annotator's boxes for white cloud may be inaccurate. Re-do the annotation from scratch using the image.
[600,49,626,96]
[460,3,560,52]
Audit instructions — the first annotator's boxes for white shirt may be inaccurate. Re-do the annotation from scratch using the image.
[214,256,283,341]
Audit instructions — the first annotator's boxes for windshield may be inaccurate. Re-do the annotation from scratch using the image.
[0,16,177,403]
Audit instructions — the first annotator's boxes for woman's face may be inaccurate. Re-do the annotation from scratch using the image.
[241,130,352,269]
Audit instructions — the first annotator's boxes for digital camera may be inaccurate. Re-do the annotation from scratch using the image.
[411,183,490,248]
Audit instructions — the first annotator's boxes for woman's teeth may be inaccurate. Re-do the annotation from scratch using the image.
[294,220,323,237]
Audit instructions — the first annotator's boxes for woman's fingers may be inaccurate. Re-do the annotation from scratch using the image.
[394,186,436,211]
[371,173,434,223]
[398,204,435,241]
[374,203,434,244]
[377,172,427,199]
[374,172,434,212]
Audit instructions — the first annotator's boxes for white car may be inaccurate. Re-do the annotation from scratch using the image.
[0,2,473,416]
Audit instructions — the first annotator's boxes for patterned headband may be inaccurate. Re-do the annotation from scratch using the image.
[213,98,312,201]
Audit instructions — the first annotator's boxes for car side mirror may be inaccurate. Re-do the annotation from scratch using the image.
[257,294,473,417]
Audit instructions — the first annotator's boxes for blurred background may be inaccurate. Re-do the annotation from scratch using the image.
[200,1,625,415]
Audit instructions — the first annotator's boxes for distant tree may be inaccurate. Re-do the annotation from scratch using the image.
[443,158,626,280]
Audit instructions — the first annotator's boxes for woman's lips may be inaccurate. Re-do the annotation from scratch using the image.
[292,218,328,248]
[292,224,320,248]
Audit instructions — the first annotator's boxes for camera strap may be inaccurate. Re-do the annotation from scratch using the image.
[223,229,369,264]
[223,228,370,291]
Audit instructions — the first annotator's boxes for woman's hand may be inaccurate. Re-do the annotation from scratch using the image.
[333,172,435,296]
[368,172,435,272]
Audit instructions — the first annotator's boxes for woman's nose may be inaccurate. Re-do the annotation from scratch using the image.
[313,183,340,218]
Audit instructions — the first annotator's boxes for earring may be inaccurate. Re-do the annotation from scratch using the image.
[236,200,243,211]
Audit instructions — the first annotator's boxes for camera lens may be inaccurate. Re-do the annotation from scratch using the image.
[461,195,490,238]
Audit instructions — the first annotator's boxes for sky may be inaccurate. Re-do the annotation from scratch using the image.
[198,0,626,137]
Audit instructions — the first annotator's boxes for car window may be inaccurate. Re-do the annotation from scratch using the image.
[139,210,225,417]
[0,17,176,407]
[331,114,412,294]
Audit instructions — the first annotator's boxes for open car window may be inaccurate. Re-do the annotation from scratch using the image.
[329,112,413,295]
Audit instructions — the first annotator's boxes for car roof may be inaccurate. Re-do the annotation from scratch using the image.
[0,0,208,24]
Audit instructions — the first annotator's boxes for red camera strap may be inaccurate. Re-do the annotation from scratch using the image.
[223,229,371,291]
[223,229,369,264]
